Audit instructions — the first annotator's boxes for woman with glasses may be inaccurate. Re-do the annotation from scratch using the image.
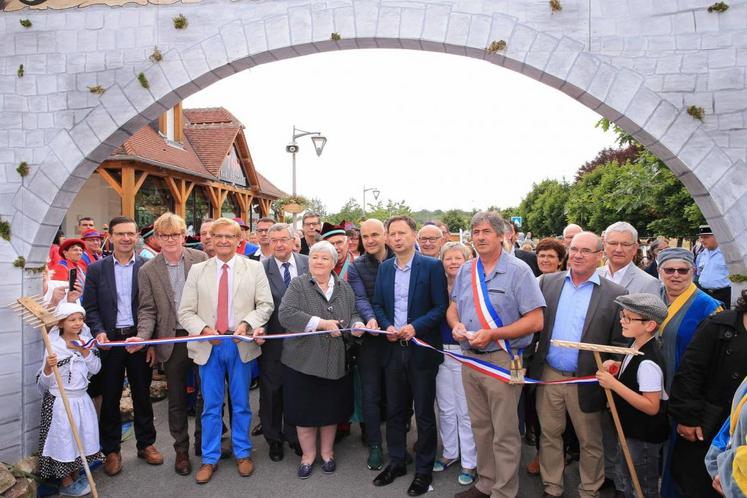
[276,240,365,479]
[655,247,723,498]
[535,238,566,276]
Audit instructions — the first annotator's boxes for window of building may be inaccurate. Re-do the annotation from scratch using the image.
[219,145,247,186]
[165,108,175,141]
[135,176,174,228]
[159,103,183,144]
[221,193,243,220]
[185,187,211,235]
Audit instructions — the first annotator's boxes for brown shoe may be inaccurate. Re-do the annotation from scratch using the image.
[236,457,254,477]
[175,450,192,476]
[103,452,122,476]
[137,445,164,465]
[454,485,490,498]
[195,463,217,484]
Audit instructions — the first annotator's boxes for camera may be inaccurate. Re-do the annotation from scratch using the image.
[285,144,299,153]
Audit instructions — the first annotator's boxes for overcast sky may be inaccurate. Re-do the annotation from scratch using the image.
[184,49,617,213]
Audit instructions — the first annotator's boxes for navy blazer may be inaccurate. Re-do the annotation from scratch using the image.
[372,251,448,369]
[82,254,146,339]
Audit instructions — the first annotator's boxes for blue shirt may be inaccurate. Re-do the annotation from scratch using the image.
[114,255,136,328]
[545,270,600,372]
[393,254,414,329]
[451,253,546,352]
[696,247,730,289]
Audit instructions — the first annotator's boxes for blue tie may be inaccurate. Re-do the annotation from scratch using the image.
[282,262,291,288]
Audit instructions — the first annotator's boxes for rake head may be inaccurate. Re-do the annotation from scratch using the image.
[7,295,58,330]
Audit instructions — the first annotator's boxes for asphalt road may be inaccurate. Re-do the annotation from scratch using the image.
[93,390,618,498]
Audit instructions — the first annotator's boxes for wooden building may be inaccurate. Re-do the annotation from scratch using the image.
[63,104,284,235]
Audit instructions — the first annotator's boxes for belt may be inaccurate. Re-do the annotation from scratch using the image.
[175,329,188,338]
[466,349,497,355]
[113,326,136,338]
[221,330,235,336]
[398,339,409,348]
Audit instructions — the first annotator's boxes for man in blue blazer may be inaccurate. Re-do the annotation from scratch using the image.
[82,216,162,476]
[372,215,449,497]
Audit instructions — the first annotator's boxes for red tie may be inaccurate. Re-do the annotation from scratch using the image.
[216,263,229,333]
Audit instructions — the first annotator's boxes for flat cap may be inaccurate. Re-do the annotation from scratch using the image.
[656,247,694,267]
[615,293,669,324]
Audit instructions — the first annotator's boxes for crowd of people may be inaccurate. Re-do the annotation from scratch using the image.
[37,209,747,498]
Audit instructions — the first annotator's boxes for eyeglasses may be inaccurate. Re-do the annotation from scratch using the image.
[660,267,691,275]
[158,233,182,241]
[418,237,440,244]
[256,229,270,234]
[606,242,636,248]
[303,221,321,227]
[619,311,652,324]
[212,234,238,240]
[270,237,291,245]
[568,247,601,256]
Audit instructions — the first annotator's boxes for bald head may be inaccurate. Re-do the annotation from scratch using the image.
[563,223,584,248]
[568,231,603,280]
[361,218,388,260]
[418,224,445,257]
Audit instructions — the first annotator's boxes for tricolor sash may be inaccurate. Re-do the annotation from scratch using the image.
[471,258,520,356]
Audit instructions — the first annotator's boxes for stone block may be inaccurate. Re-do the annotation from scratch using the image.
[675,33,700,51]
[333,6,356,39]
[99,84,137,128]
[353,0,379,39]
[181,44,211,83]
[311,8,336,42]
[661,109,700,156]
[50,129,85,174]
[644,99,678,142]
[265,16,291,52]
[421,4,450,42]
[715,89,747,114]
[711,160,747,214]
[708,48,736,69]
[201,35,229,71]
[445,13,471,47]
[662,73,696,92]
[655,54,682,74]
[399,7,425,40]
[708,67,745,91]
[693,147,733,190]
[624,87,662,127]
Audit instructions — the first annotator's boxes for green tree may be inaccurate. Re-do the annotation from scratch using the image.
[305,197,327,218]
[366,199,412,222]
[519,179,571,237]
[327,198,363,225]
[441,209,469,232]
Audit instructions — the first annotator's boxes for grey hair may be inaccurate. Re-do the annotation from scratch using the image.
[572,231,603,251]
[470,211,506,235]
[563,223,584,237]
[309,240,338,266]
[439,242,472,261]
[268,223,294,238]
[605,221,638,242]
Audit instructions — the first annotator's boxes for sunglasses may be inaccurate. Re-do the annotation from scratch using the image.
[660,267,690,275]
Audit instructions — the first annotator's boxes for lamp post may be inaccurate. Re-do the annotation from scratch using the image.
[362,185,380,216]
[285,125,327,196]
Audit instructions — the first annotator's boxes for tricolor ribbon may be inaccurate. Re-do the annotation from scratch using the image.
[74,328,598,385]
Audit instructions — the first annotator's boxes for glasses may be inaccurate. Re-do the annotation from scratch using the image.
[568,247,601,256]
[303,221,321,227]
[212,234,238,240]
[256,229,270,234]
[418,237,440,244]
[619,311,651,324]
[606,242,636,248]
[158,233,182,241]
[660,267,691,275]
[270,237,291,245]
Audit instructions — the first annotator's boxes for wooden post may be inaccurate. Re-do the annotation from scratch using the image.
[551,340,644,498]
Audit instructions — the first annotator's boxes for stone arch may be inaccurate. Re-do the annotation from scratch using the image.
[2,0,747,459]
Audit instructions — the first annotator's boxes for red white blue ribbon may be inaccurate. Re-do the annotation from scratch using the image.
[471,258,522,358]
[74,328,597,385]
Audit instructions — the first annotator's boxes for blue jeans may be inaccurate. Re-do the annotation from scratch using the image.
[199,341,252,464]
[616,438,661,498]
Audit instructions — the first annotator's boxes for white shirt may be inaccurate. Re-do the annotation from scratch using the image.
[274,256,298,280]
[599,261,633,285]
[254,247,272,262]
[306,275,336,332]
[215,255,237,329]
[620,354,669,400]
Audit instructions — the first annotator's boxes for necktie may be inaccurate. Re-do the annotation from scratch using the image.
[282,262,291,288]
[216,263,229,333]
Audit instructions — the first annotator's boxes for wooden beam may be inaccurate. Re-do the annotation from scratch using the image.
[121,166,136,219]
[164,177,187,218]
[183,180,195,200]
[134,171,149,194]
[97,169,123,197]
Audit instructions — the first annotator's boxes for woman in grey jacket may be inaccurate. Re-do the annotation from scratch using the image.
[276,240,364,479]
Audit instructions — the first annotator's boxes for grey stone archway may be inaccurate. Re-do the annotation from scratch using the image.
[1,0,746,459]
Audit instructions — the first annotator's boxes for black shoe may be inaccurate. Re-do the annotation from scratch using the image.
[288,442,303,457]
[269,441,284,462]
[373,464,407,486]
[251,423,263,437]
[407,473,432,496]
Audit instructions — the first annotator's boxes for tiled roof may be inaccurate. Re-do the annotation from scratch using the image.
[106,107,284,199]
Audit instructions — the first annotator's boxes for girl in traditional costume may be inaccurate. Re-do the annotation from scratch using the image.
[37,302,103,497]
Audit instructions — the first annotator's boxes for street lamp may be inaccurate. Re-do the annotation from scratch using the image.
[285,125,327,196]
[362,185,380,216]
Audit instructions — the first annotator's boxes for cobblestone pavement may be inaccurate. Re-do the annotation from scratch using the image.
[94,389,617,498]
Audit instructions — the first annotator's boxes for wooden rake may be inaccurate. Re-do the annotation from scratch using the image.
[551,339,644,498]
[8,296,99,498]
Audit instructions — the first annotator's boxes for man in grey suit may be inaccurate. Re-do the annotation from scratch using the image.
[126,212,208,476]
[531,232,627,498]
[259,223,309,462]
[597,221,659,493]
[599,221,660,294]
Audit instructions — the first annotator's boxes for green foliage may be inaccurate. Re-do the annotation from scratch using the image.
[88,85,106,95]
[687,105,705,121]
[173,14,188,29]
[327,198,363,225]
[137,72,149,89]
[331,32,341,41]
[550,0,562,12]
[519,179,571,236]
[729,274,747,283]
[13,256,25,269]
[305,197,328,218]
[20,19,32,28]
[149,47,163,63]
[16,161,29,177]
[441,210,470,232]
[327,198,413,225]
[486,40,506,53]
[0,219,9,240]
[708,2,729,12]
[17,64,24,78]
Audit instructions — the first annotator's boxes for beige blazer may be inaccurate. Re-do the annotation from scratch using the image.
[177,255,274,365]
[137,248,208,362]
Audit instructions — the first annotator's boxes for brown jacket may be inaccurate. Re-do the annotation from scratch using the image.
[137,247,208,362]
